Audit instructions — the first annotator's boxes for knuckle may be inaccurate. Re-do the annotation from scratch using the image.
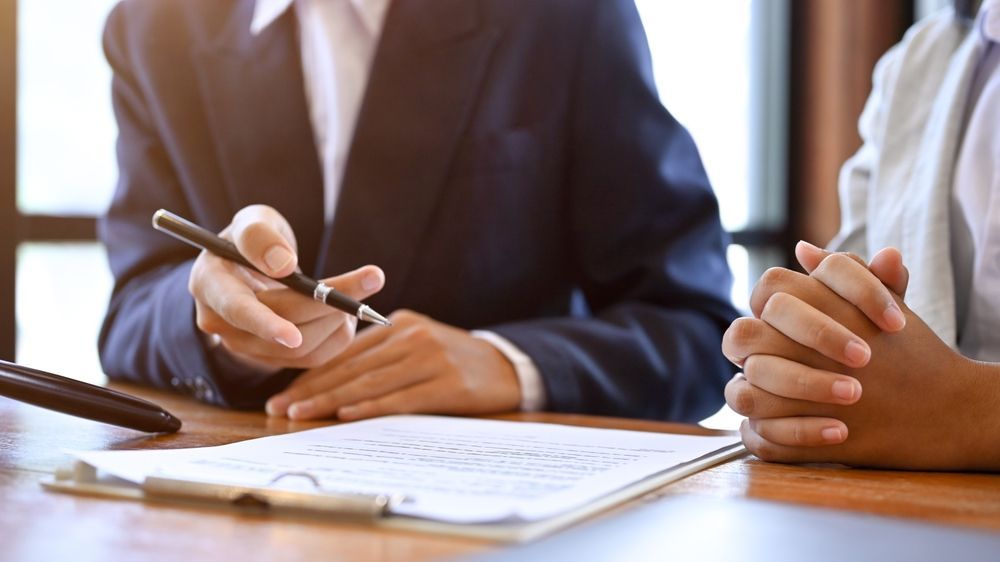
[339,351,374,376]
[217,300,246,329]
[791,424,807,446]
[727,383,756,416]
[238,220,273,246]
[759,267,792,291]
[795,372,812,396]
[724,378,741,408]
[819,252,862,275]
[823,252,851,268]
[724,317,761,352]
[806,318,837,348]
[752,440,781,462]
[760,291,790,320]
[735,387,756,417]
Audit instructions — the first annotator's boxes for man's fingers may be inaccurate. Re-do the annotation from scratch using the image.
[265,331,407,416]
[287,309,421,390]
[194,258,302,347]
[286,315,401,389]
[811,252,906,333]
[216,292,302,348]
[759,292,871,368]
[256,289,334,325]
[230,205,299,278]
[285,364,431,420]
[216,311,354,367]
[337,380,442,422]
[249,264,385,338]
[868,247,910,297]
[743,354,862,405]
[319,265,385,301]
[748,417,849,447]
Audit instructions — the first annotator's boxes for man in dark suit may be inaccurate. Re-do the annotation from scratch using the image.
[98,0,738,423]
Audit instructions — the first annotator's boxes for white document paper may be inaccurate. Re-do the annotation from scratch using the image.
[71,416,739,524]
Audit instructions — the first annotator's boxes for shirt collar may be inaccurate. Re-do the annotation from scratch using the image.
[977,0,1000,43]
[251,0,390,37]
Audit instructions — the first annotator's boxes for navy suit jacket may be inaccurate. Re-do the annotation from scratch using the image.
[98,0,739,422]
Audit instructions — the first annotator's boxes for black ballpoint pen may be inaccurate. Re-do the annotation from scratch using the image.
[0,359,182,433]
[152,209,392,327]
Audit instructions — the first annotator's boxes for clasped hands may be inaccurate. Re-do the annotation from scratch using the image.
[723,241,992,470]
[188,205,521,421]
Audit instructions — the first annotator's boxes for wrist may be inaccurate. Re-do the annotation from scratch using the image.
[470,330,547,412]
[961,358,1000,471]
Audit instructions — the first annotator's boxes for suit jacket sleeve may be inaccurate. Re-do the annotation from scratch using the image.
[489,1,739,423]
[97,4,295,408]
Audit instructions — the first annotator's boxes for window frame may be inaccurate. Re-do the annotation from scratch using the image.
[2,0,16,360]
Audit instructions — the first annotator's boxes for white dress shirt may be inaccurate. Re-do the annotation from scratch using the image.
[251,0,547,410]
[951,0,1000,361]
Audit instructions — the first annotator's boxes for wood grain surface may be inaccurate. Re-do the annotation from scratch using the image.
[1,383,998,562]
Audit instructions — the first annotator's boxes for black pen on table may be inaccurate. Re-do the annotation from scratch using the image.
[152,209,392,327]
[0,359,182,433]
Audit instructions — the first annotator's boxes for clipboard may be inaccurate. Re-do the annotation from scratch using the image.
[42,441,746,543]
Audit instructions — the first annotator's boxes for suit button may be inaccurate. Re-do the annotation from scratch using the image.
[170,377,181,388]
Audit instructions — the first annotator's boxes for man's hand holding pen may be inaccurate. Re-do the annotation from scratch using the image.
[187,204,386,373]
[170,205,521,420]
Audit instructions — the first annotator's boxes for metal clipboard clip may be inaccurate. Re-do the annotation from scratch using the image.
[142,470,408,520]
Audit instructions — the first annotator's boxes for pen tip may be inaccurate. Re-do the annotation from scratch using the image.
[358,306,392,327]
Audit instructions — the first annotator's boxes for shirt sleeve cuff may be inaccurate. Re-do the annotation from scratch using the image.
[471,330,547,412]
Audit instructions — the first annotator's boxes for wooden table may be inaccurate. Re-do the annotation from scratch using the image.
[2,385,998,561]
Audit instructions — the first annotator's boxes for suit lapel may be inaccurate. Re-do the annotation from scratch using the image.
[315,0,499,309]
[193,2,326,274]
